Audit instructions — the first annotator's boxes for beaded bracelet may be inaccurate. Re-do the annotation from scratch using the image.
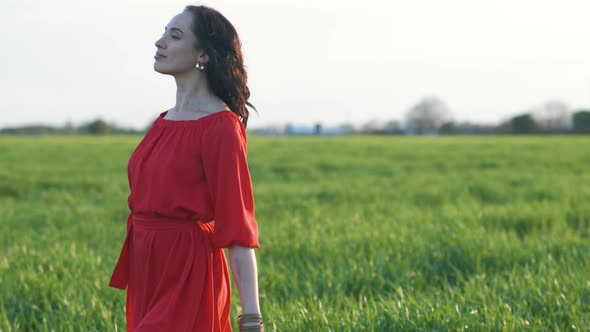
[238,313,264,332]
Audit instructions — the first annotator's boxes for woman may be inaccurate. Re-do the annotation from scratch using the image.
[108,5,263,331]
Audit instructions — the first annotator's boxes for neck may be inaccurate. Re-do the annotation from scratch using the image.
[172,70,216,113]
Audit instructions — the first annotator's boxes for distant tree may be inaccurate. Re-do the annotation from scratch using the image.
[114,126,146,135]
[0,125,59,135]
[450,121,499,135]
[405,96,453,134]
[384,120,403,134]
[572,110,590,134]
[439,121,456,134]
[510,113,537,134]
[361,118,386,134]
[63,120,76,135]
[532,100,572,132]
[454,121,476,134]
[495,117,513,134]
[81,119,111,135]
[337,123,356,134]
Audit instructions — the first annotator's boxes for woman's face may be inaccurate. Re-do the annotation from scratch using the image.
[154,11,205,75]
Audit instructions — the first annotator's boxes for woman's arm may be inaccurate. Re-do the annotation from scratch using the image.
[228,245,261,316]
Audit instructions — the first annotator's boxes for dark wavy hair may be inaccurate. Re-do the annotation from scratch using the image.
[183,5,257,128]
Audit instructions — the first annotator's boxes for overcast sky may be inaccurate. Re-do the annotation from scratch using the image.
[1,0,589,130]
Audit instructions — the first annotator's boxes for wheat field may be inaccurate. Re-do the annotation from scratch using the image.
[1,135,589,331]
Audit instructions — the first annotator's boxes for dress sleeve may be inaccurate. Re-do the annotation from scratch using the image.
[202,115,260,249]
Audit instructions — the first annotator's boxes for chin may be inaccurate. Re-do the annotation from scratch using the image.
[153,63,173,75]
[154,62,192,75]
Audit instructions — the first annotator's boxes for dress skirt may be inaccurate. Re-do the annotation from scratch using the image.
[110,213,232,331]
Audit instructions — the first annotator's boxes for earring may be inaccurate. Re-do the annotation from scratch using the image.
[195,62,205,71]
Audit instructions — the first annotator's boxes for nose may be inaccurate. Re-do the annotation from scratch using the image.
[155,36,165,49]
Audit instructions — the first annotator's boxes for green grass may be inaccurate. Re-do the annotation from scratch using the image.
[1,135,589,331]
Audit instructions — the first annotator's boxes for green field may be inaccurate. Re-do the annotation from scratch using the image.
[1,135,589,331]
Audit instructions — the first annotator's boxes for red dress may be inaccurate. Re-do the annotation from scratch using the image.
[109,110,260,332]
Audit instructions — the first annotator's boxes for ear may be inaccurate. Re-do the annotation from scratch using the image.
[199,51,209,64]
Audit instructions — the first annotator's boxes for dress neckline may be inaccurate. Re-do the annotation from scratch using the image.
[157,109,235,127]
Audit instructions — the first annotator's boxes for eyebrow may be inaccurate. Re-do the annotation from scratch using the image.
[164,27,184,34]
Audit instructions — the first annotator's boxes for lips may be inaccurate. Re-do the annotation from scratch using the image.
[154,53,167,60]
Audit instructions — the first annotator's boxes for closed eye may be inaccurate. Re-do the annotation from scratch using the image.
[160,33,181,40]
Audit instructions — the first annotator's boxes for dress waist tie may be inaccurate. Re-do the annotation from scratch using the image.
[108,213,213,290]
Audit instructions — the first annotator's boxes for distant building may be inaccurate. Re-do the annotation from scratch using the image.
[255,122,345,136]
[314,123,322,135]
[254,124,287,136]
[285,123,313,135]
